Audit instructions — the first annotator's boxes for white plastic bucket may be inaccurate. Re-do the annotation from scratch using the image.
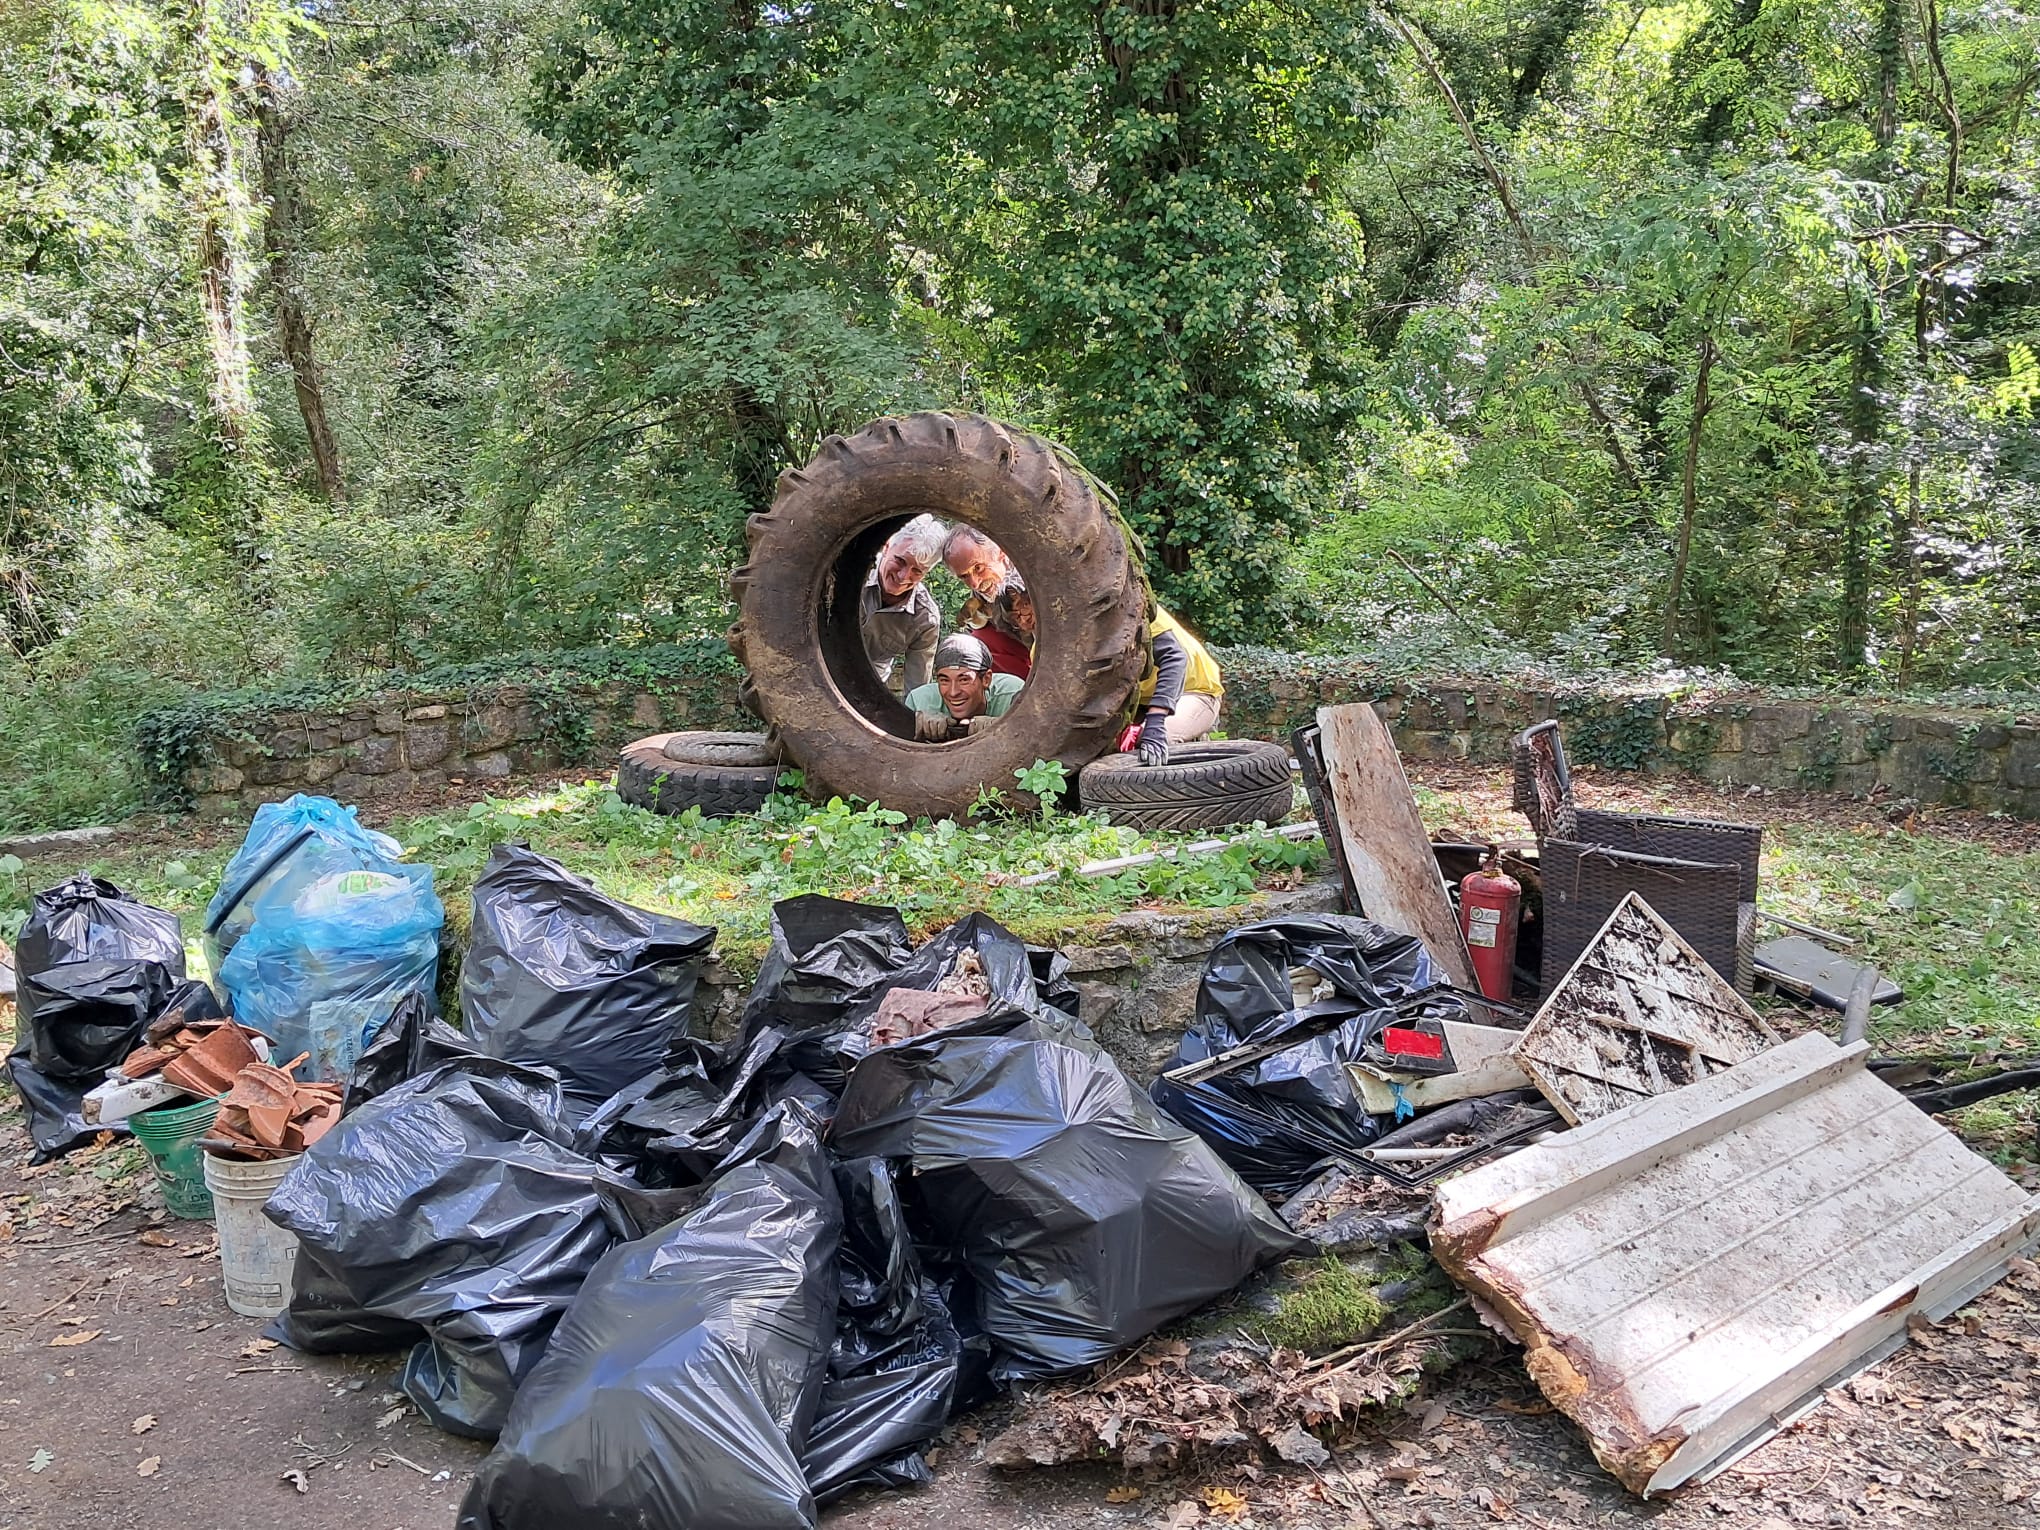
[203,1151,303,1319]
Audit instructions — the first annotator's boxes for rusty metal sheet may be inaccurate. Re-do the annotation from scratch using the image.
[1512,893,1777,1125]
[1315,703,1478,991]
[1431,1032,2040,1496]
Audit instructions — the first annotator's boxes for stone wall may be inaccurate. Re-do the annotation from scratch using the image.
[178,679,749,819]
[166,648,2040,820]
[1216,659,2040,818]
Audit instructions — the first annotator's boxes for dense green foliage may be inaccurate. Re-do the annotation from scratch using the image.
[0,0,2035,829]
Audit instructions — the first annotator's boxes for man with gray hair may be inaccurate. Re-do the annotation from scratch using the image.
[942,524,1033,678]
[862,514,946,690]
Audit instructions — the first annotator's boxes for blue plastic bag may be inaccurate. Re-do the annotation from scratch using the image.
[205,794,405,970]
[218,865,445,1081]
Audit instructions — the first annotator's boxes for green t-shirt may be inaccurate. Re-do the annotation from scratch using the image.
[904,672,1024,720]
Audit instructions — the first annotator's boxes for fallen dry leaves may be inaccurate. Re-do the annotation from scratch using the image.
[136,1456,160,1478]
[1200,1485,1248,1519]
[984,1332,1429,1472]
[46,1329,98,1347]
[130,1415,156,1436]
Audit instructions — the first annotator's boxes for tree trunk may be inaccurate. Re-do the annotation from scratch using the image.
[255,64,345,502]
[1837,310,1880,673]
[1839,0,1904,674]
[1895,464,1924,680]
[1661,333,1717,657]
[183,0,256,450]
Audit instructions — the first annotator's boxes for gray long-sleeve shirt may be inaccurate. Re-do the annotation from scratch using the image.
[861,573,941,691]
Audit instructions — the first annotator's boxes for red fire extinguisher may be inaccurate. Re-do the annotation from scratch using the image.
[1459,851,1521,1003]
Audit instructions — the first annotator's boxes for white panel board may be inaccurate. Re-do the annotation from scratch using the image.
[1431,1032,2040,1496]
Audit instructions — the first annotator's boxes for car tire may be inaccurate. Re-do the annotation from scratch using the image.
[1078,739,1297,833]
[615,735,779,819]
[728,412,1150,820]
[657,730,779,768]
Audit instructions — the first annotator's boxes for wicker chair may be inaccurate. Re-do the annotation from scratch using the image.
[1512,722,1760,993]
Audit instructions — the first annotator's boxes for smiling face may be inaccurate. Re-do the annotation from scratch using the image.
[944,533,1014,598]
[935,664,991,719]
[876,536,934,601]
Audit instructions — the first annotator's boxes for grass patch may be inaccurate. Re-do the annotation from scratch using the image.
[1253,1257,1388,1352]
[0,779,1324,980]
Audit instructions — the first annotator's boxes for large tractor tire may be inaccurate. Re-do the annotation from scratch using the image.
[728,413,1149,821]
[615,734,778,819]
[1078,740,1296,833]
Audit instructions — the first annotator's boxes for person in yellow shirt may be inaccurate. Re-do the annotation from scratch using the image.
[1129,608,1223,766]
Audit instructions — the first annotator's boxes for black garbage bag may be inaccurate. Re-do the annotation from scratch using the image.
[268,997,482,1353]
[1027,942,1082,1022]
[746,906,1077,1095]
[16,876,184,1081]
[460,844,716,1121]
[738,896,915,1092]
[267,1245,428,1355]
[801,1157,976,1503]
[842,913,1071,1032]
[6,1044,106,1161]
[342,990,479,1112]
[833,1014,1298,1381]
[4,970,213,1166]
[1149,914,1466,1197]
[570,1041,723,1176]
[458,1102,842,1530]
[265,1056,623,1438]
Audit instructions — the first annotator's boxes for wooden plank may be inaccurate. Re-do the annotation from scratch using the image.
[1316,703,1478,991]
[1428,1030,2040,1497]
[1438,1034,1869,1250]
[1646,1193,2040,1491]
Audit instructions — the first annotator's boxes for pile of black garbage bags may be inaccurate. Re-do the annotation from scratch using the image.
[259,851,1311,1530]
[7,812,1458,1530]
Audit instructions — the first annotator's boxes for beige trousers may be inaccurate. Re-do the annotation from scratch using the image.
[1163,690,1222,745]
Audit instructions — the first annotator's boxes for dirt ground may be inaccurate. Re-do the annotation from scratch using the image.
[4,764,2038,1529]
[3,1176,2037,1530]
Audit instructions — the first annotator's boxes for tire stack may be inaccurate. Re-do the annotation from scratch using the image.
[624,412,1301,832]
[614,731,783,819]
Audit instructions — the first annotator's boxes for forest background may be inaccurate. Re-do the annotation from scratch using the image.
[1,0,2035,831]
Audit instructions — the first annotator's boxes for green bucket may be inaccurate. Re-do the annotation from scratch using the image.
[129,1096,222,1220]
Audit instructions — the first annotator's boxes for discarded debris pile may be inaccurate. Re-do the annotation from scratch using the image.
[1148,914,1472,1197]
[120,1010,263,1094]
[982,1331,1435,1473]
[240,875,1303,1523]
[981,1199,1488,1474]
[9,738,2030,1519]
[204,1056,343,1159]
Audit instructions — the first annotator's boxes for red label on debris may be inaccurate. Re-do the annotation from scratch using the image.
[1382,1027,1445,1060]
